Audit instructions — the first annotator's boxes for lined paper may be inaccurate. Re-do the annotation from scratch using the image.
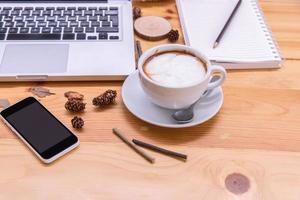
[177,0,282,67]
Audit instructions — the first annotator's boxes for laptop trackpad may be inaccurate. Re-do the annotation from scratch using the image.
[0,44,69,73]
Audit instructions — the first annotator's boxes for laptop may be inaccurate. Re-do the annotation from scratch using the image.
[0,0,135,81]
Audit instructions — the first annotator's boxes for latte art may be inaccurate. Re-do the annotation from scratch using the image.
[144,52,206,87]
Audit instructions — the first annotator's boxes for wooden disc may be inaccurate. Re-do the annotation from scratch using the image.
[134,16,172,41]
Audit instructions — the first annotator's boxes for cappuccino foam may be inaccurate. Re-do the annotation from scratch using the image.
[144,52,206,87]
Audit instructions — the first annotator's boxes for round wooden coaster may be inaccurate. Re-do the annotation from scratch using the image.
[134,16,172,41]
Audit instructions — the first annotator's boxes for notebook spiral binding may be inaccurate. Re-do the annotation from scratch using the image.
[250,0,283,61]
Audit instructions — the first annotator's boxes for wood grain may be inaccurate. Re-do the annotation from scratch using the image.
[2,139,300,199]
[0,0,300,199]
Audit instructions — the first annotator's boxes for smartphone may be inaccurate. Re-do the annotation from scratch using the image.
[0,97,79,164]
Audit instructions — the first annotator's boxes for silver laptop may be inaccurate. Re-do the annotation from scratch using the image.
[0,0,135,81]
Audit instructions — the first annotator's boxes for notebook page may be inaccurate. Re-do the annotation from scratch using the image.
[208,0,281,62]
[178,0,281,63]
[179,0,239,51]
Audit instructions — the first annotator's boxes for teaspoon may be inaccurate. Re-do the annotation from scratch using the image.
[172,76,220,124]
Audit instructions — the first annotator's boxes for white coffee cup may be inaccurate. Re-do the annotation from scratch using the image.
[138,44,227,109]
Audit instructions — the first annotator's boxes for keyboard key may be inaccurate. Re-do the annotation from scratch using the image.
[16,22,25,27]
[31,27,40,33]
[85,10,93,16]
[74,11,82,15]
[21,10,31,16]
[9,28,18,33]
[46,7,55,11]
[109,35,119,40]
[94,10,102,16]
[96,27,118,32]
[70,22,79,27]
[85,27,94,33]
[35,7,44,11]
[101,21,111,27]
[59,22,68,27]
[63,27,73,33]
[67,7,76,11]
[38,22,47,27]
[43,11,52,15]
[89,16,98,21]
[7,33,61,40]
[99,7,108,10]
[36,16,45,21]
[63,34,75,40]
[78,16,87,21]
[0,28,7,33]
[25,7,33,10]
[74,27,84,33]
[5,22,14,27]
[11,10,20,15]
[105,10,118,15]
[87,36,97,40]
[57,7,65,11]
[91,21,100,27]
[76,33,86,40]
[13,7,23,11]
[27,22,36,27]
[80,22,89,27]
[78,7,86,11]
[15,16,24,21]
[53,27,62,33]
[57,16,66,21]
[32,10,41,16]
[42,27,51,33]
[0,33,5,40]
[20,28,29,33]
[47,16,56,21]
[99,16,108,21]
[4,17,13,21]
[53,10,62,16]
[110,16,118,27]
[1,11,10,16]
[109,7,118,10]
[26,16,35,21]
[68,16,77,21]
[64,10,72,15]
[3,7,12,11]
[98,32,108,39]
[48,21,58,27]
[88,7,97,11]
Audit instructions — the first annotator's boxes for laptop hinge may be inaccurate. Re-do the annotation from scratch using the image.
[16,75,48,81]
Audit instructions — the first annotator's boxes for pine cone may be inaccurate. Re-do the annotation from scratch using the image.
[71,116,84,129]
[93,89,117,107]
[133,7,142,20]
[167,29,179,43]
[65,99,86,112]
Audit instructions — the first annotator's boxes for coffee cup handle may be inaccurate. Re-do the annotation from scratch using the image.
[207,65,227,90]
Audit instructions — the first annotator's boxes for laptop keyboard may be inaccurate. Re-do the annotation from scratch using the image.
[0,6,120,41]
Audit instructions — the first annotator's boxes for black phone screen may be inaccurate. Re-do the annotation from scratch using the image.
[1,97,78,159]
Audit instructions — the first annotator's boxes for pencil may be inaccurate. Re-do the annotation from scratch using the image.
[213,0,242,48]
[134,40,143,69]
[112,128,155,164]
[132,139,187,161]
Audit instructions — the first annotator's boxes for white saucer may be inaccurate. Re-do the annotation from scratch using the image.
[122,71,224,128]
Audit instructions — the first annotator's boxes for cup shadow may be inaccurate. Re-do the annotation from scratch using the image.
[121,103,220,145]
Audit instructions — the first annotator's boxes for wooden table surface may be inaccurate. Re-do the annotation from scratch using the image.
[1,0,300,199]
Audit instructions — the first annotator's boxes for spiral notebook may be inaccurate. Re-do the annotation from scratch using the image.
[176,0,283,69]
